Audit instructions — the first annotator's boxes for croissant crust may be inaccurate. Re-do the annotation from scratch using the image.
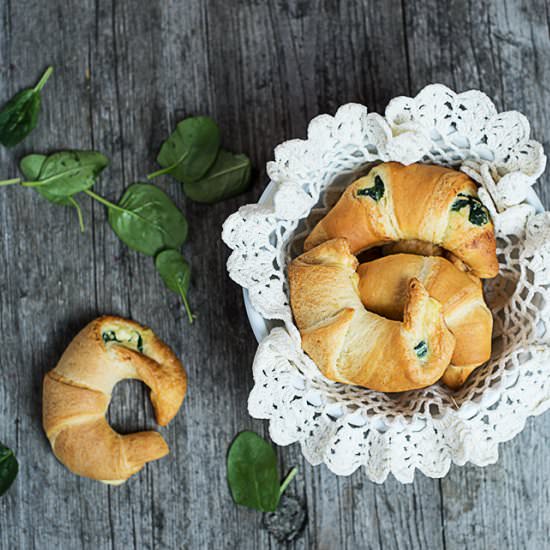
[357,254,493,388]
[289,239,456,392]
[43,315,187,484]
[304,162,498,278]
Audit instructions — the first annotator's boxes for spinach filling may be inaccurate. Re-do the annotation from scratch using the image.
[136,333,144,354]
[414,340,428,360]
[450,193,489,226]
[102,329,144,354]
[357,175,385,201]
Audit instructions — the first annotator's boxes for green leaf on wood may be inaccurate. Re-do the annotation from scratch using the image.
[21,150,109,198]
[155,249,194,323]
[19,150,108,232]
[103,183,188,256]
[20,153,69,205]
[183,150,251,204]
[148,116,220,182]
[227,431,297,513]
[0,66,53,147]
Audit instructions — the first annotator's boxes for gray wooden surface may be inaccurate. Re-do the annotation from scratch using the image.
[0,1,549,548]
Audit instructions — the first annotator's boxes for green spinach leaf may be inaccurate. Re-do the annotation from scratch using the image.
[19,151,107,232]
[0,66,53,147]
[183,149,251,204]
[227,431,297,512]
[94,183,188,256]
[20,153,46,180]
[102,329,144,353]
[450,193,490,226]
[148,116,220,182]
[21,150,109,198]
[155,249,194,323]
[357,175,385,201]
[20,153,70,205]
[0,443,18,497]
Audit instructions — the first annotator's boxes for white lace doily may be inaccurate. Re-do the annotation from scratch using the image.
[222,84,550,483]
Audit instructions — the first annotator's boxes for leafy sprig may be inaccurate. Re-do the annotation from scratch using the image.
[184,150,251,204]
[0,68,253,322]
[0,151,109,233]
[102,183,189,256]
[227,431,298,512]
[155,249,195,323]
[0,66,53,147]
[0,150,194,322]
[147,116,220,182]
[148,117,252,203]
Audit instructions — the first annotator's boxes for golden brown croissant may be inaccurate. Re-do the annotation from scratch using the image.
[43,316,187,484]
[357,254,493,389]
[304,162,498,278]
[381,241,471,274]
[289,239,455,392]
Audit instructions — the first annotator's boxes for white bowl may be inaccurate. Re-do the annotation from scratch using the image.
[224,84,550,482]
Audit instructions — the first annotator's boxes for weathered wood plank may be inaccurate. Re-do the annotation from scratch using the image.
[0,1,111,549]
[402,1,550,549]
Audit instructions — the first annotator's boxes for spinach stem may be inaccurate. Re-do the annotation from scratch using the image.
[177,282,195,324]
[34,66,54,93]
[20,180,47,187]
[279,467,298,497]
[147,149,190,180]
[23,173,81,188]
[147,165,175,180]
[69,197,85,233]
[0,178,21,186]
[84,189,125,213]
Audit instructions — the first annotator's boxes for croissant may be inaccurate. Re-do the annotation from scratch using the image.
[357,254,493,388]
[381,240,471,274]
[304,162,498,278]
[289,239,455,392]
[43,316,187,484]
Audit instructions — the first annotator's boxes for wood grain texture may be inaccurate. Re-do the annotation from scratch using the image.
[0,0,548,548]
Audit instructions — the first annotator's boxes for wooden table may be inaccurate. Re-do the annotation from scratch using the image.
[0,1,549,548]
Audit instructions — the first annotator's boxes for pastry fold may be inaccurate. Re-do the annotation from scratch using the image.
[289,239,455,392]
[358,254,493,388]
[304,162,498,278]
[43,316,187,484]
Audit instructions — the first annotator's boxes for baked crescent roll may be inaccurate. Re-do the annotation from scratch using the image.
[381,241,470,274]
[357,254,493,389]
[304,162,498,278]
[289,239,455,392]
[43,316,187,484]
